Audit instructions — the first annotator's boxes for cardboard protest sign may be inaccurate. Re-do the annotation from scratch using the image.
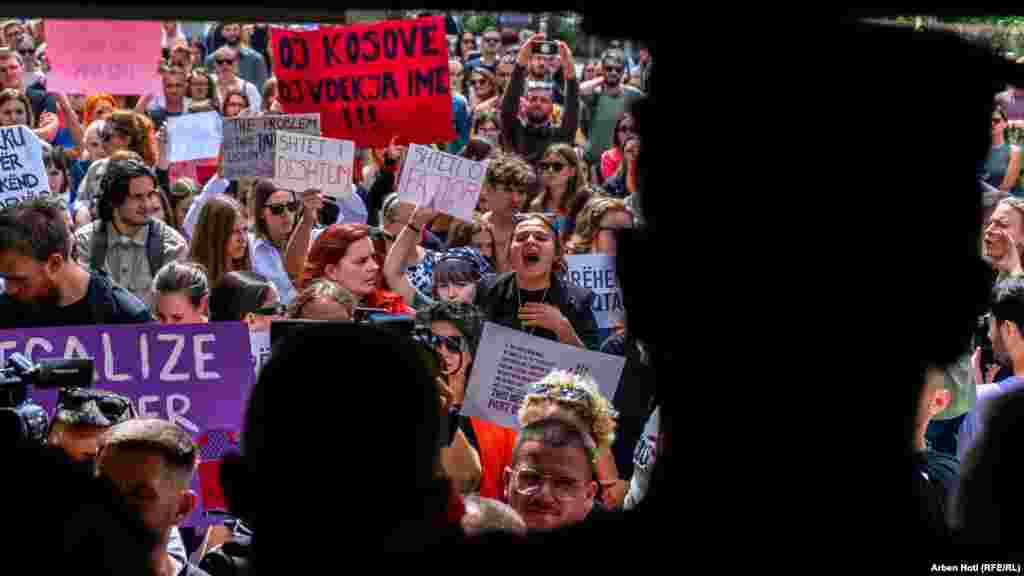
[462,322,626,430]
[0,126,50,211]
[273,131,355,199]
[396,144,487,222]
[46,19,163,95]
[222,113,321,179]
[565,255,625,330]
[271,17,456,147]
[167,111,223,163]
[0,322,256,529]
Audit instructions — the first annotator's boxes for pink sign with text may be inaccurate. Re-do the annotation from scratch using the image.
[46,20,163,95]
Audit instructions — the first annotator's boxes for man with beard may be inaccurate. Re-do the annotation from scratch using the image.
[0,197,152,328]
[958,277,1024,462]
[74,157,188,300]
[500,33,578,167]
[204,22,267,91]
[95,419,211,576]
[580,49,645,178]
[47,389,193,575]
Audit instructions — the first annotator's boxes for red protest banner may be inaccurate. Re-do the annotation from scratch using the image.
[271,17,455,148]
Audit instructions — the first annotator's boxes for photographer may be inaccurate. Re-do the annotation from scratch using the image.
[0,197,153,327]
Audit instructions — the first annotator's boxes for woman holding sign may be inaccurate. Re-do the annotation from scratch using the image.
[473,213,600,350]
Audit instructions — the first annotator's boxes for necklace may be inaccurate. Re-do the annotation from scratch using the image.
[517,283,550,337]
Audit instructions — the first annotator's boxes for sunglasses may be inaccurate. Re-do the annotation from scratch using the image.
[538,161,567,173]
[511,466,586,501]
[994,117,1005,125]
[57,387,135,421]
[216,58,235,65]
[253,303,287,316]
[266,201,300,215]
[427,333,465,353]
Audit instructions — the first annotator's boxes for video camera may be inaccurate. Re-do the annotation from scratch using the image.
[0,353,94,445]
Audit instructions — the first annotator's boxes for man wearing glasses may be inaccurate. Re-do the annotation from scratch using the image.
[464,28,502,96]
[203,22,267,91]
[503,417,600,531]
[580,49,645,172]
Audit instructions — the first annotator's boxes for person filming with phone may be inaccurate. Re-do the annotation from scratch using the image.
[500,33,579,167]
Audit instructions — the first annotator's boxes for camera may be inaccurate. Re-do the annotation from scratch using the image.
[0,354,94,446]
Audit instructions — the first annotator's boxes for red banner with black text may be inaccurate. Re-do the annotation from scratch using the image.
[271,17,456,148]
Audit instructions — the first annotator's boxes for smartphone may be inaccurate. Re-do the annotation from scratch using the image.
[532,41,558,56]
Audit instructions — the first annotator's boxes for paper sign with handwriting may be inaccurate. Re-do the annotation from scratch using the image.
[167,112,223,163]
[461,322,625,430]
[273,131,355,198]
[396,143,487,221]
[46,19,163,95]
[0,126,50,211]
[222,113,321,179]
[565,255,624,330]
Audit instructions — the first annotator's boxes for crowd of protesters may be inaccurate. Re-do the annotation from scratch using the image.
[0,15,660,571]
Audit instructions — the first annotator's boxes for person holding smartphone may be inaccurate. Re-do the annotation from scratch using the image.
[500,33,579,168]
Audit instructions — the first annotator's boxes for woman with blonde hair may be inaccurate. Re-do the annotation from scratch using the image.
[189,194,251,288]
[566,195,633,256]
[513,369,625,510]
[286,278,358,321]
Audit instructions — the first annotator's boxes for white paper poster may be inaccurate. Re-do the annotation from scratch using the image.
[273,131,355,199]
[461,322,626,430]
[565,254,625,330]
[167,111,223,162]
[0,126,50,211]
[395,143,488,222]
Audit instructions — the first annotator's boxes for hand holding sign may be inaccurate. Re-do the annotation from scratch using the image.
[299,188,325,221]
[560,41,576,80]
[395,143,489,222]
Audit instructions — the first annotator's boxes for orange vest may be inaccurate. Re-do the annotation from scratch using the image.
[470,417,519,502]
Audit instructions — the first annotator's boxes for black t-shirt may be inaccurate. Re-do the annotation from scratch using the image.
[0,269,152,328]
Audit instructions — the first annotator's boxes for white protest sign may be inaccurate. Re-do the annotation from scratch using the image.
[273,131,355,199]
[222,113,321,180]
[0,126,50,211]
[565,255,624,330]
[167,111,223,163]
[396,143,488,222]
[462,322,626,430]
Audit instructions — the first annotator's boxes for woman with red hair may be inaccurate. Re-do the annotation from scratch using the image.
[299,223,414,316]
[82,93,116,127]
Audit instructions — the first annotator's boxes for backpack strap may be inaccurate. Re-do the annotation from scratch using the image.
[86,269,114,325]
[146,218,165,279]
[90,221,108,273]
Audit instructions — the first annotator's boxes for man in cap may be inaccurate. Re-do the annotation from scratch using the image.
[48,388,190,574]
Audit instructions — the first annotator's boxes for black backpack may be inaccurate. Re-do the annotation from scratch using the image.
[90,218,166,280]
[198,521,251,576]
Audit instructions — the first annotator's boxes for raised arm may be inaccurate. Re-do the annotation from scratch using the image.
[55,93,84,146]
[183,171,229,242]
[383,204,438,306]
[556,41,580,143]
[284,188,324,280]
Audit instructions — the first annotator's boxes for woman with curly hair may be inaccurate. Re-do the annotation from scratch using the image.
[514,369,625,511]
[565,195,633,257]
[76,110,159,210]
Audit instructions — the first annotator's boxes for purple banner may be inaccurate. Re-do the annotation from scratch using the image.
[0,321,256,529]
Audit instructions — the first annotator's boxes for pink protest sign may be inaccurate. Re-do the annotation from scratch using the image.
[46,20,163,95]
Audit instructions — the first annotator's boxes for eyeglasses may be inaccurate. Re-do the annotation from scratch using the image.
[993,117,1005,125]
[18,49,33,57]
[254,303,287,316]
[511,466,587,501]
[216,58,235,66]
[57,387,135,422]
[266,201,300,216]
[538,161,567,173]
[427,333,465,353]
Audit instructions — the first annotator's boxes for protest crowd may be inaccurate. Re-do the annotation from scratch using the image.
[0,13,663,571]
